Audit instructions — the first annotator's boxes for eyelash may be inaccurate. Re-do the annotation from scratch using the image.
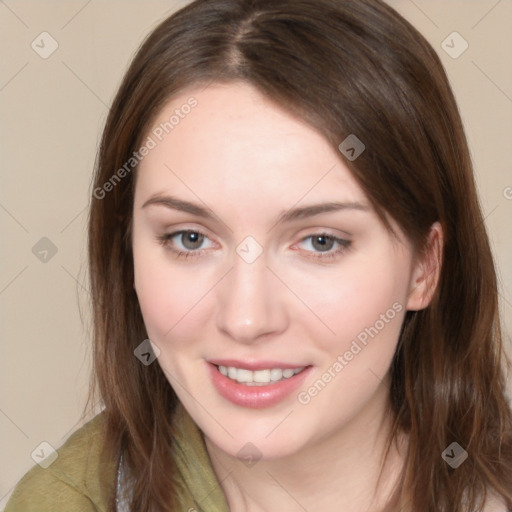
[156,230,352,262]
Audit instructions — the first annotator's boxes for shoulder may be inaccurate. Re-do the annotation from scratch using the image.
[5,411,118,512]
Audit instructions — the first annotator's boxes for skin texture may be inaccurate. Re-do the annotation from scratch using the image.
[132,82,442,511]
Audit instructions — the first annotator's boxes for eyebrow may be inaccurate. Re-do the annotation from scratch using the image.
[141,194,369,224]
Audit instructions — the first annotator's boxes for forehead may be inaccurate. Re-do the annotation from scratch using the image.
[135,82,367,209]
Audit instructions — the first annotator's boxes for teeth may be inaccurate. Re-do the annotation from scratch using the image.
[217,365,305,385]
[270,368,282,381]
[254,369,270,382]
[237,369,252,383]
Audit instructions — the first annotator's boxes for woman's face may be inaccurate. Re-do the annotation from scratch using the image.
[132,81,423,460]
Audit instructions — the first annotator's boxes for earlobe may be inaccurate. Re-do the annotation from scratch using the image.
[406,221,443,311]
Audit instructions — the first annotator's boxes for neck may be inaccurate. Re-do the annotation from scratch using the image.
[204,380,407,512]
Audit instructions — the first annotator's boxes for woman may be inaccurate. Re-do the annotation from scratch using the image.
[6,0,512,510]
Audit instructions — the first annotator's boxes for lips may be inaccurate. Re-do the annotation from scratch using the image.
[208,358,308,371]
[207,360,313,409]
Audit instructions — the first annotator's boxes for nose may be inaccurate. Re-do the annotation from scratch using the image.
[215,249,288,345]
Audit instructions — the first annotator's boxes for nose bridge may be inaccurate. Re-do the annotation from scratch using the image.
[215,242,285,343]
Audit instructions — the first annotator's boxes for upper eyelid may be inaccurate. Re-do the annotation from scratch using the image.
[168,229,216,249]
[166,229,350,250]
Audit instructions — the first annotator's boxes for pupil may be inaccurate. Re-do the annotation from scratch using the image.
[184,231,202,249]
[314,235,332,251]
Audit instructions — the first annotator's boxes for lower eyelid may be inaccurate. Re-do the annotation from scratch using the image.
[160,231,351,258]
[297,234,350,249]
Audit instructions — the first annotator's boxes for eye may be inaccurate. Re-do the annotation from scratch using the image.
[156,230,352,262]
[157,229,214,259]
[296,233,352,261]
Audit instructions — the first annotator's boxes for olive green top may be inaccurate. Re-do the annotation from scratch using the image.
[6,405,509,511]
[5,403,230,512]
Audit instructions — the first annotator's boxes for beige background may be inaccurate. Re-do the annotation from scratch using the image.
[1,0,511,507]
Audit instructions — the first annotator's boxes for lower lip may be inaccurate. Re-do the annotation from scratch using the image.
[208,363,313,409]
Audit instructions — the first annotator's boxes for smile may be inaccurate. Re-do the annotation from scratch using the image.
[217,365,306,386]
[208,361,313,408]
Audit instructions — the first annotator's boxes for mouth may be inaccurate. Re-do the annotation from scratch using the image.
[207,360,313,408]
[214,364,306,386]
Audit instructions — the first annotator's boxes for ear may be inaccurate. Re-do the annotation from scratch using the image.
[406,221,443,311]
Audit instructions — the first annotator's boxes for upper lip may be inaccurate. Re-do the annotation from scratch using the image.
[208,359,310,371]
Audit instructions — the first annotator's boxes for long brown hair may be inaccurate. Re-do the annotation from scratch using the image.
[87,0,512,510]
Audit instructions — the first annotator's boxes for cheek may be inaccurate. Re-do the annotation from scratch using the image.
[134,270,169,339]
[294,256,409,424]
[293,248,410,356]
[133,237,218,348]
[133,237,185,340]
